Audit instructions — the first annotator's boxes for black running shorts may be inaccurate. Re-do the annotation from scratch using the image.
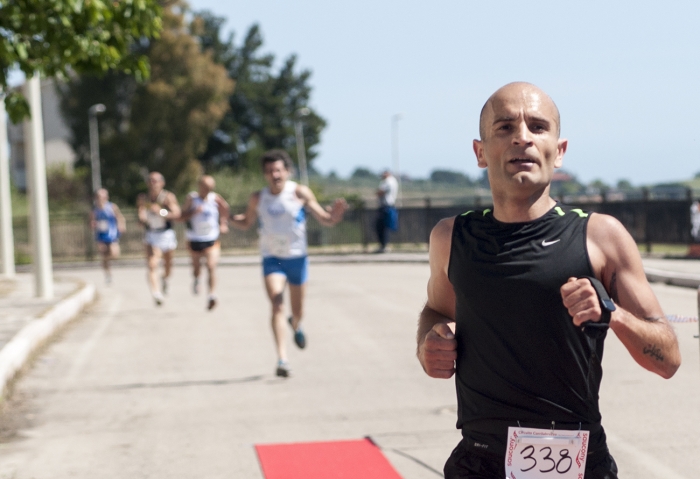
[444,439,618,479]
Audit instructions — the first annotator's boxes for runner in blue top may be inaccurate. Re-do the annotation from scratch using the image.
[90,188,126,284]
[231,149,347,377]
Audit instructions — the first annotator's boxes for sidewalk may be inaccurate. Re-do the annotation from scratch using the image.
[0,275,81,352]
[0,274,95,397]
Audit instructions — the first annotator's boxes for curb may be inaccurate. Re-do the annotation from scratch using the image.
[0,282,97,399]
[645,268,700,289]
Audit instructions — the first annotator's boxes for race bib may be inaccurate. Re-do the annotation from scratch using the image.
[264,235,291,257]
[193,221,213,237]
[147,212,166,230]
[96,220,109,232]
[505,427,589,479]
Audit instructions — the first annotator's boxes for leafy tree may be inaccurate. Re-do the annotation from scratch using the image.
[58,2,234,202]
[429,169,473,185]
[478,170,490,189]
[588,179,609,190]
[350,167,376,180]
[616,179,634,191]
[191,15,326,172]
[0,0,162,122]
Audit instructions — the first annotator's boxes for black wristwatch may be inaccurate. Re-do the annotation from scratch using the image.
[578,276,616,339]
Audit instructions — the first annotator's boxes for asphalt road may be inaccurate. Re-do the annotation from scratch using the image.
[0,263,698,478]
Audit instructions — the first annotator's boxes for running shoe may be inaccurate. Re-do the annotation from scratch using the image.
[207,295,217,311]
[288,316,306,349]
[276,360,291,378]
[193,278,199,295]
[153,292,164,306]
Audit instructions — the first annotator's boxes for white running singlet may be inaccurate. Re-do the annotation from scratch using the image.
[257,181,307,259]
[186,192,220,242]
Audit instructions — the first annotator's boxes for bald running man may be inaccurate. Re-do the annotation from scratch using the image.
[180,175,230,310]
[137,172,181,306]
[417,82,680,478]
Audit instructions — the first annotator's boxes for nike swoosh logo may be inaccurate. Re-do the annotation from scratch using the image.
[542,239,561,247]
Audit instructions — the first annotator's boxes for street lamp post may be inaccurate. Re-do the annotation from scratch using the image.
[294,107,311,186]
[88,103,106,192]
[0,97,15,277]
[24,75,53,298]
[391,113,403,206]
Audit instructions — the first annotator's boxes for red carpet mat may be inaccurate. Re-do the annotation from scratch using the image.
[255,438,403,479]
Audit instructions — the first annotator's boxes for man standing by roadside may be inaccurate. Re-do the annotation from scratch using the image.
[90,188,126,284]
[180,175,230,311]
[137,172,181,306]
[231,149,347,378]
[375,169,399,253]
[417,82,680,478]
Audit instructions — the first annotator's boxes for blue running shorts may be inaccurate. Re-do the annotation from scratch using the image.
[262,256,309,285]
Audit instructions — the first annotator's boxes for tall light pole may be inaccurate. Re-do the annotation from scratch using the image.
[294,107,311,186]
[391,113,403,206]
[88,103,106,192]
[0,97,15,277]
[23,75,53,298]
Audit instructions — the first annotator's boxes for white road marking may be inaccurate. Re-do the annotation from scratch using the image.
[61,293,122,390]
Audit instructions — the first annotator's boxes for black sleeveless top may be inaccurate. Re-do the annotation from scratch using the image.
[448,204,608,453]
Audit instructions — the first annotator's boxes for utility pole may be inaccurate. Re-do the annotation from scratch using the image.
[294,107,311,186]
[23,75,53,298]
[0,98,15,277]
[88,103,106,192]
[391,113,403,206]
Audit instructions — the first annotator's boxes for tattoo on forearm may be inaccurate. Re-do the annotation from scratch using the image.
[643,344,664,362]
[609,272,618,303]
[643,316,664,323]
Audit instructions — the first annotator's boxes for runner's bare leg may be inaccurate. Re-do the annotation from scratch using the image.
[162,250,174,284]
[264,273,288,361]
[190,248,202,289]
[146,245,162,295]
[289,283,306,330]
[204,243,221,296]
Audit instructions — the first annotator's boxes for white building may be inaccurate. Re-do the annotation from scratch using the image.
[6,78,76,190]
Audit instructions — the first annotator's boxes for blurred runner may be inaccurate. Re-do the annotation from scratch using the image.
[231,149,347,377]
[180,175,230,311]
[374,169,399,253]
[137,172,181,306]
[90,188,126,284]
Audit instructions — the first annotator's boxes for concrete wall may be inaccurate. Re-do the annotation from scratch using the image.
[6,79,76,190]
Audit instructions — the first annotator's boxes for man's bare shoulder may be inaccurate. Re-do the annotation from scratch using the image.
[294,183,313,201]
[429,216,456,267]
[243,191,261,209]
[587,212,642,278]
[165,190,179,203]
[587,212,633,249]
[430,216,456,245]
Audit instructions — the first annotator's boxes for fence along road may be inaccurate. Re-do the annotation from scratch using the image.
[0,262,698,478]
[9,194,698,262]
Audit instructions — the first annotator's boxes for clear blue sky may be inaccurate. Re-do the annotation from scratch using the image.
[194,1,698,184]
